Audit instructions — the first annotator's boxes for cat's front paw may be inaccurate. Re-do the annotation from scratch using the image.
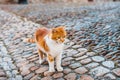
[48,69,55,72]
[39,58,46,64]
[39,60,43,64]
[57,67,63,72]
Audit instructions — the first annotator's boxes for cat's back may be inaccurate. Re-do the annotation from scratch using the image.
[35,27,49,41]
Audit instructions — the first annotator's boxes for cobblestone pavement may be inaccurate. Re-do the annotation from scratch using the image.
[0,3,120,80]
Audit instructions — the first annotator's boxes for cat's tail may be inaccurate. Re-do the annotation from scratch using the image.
[23,38,35,43]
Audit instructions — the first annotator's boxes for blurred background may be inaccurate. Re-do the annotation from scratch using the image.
[0,0,119,4]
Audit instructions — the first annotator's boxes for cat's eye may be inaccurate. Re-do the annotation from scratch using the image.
[57,37,61,39]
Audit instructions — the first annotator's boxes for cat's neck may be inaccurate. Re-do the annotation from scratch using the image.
[45,34,63,45]
[45,35,56,44]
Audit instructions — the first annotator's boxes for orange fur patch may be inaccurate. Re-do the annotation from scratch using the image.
[24,38,35,43]
[35,27,50,52]
[48,54,54,62]
[38,49,44,59]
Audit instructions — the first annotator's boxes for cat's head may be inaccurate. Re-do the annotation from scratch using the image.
[51,26,67,43]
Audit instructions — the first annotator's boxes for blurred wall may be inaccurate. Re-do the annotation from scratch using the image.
[0,0,89,4]
[28,0,117,3]
[0,0,118,4]
[0,0,12,4]
[0,0,18,4]
[28,0,88,3]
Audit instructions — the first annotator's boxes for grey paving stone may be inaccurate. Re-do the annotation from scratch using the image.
[3,57,11,62]
[112,68,120,77]
[12,70,19,75]
[8,78,16,80]
[6,71,13,78]
[85,62,99,69]
[0,77,7,80]
[102,61,114,69]
[72,45,82,49]
[69,63,81,69]
[104,73,116,80]
[64,73,76,80]
[80,75,94,80]
[41,76,52,80]
[15,75,23,80]
[53,73,63,79]
[75,67,88,74]
[0,71,6,77]
[78,48,88,53]
[0,46,7,55]
[90,66,110,77]
[75,55,88,61]
[63,68,72,74]
[3,66,11,71]
[24,73,35,80]
[92,56,105,62]
[86,52,96,57]
[80,58,92,65]
[0,62,8,66]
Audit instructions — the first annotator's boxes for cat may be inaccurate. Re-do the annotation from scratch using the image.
[24,26,67,72]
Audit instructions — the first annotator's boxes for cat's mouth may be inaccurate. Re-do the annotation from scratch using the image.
[56,40,64,44]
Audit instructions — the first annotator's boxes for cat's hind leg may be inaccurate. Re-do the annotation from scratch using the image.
[38,49,45,64]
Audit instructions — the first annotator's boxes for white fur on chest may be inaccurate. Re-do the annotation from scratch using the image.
[45,36,64,57]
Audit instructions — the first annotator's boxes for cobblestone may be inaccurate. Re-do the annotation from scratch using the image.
[24,73,35,80]
[35,66,48,74]
[44,71,54,76]
[53,73,63,79]
[15,75,23,80]
[85,62,99,69]
[63,68,72,74]
[62,57,74,62]
[21,70,30,76]
[0,71,6,77]
[80,58,92,64]
[30,75,38,80]
[75,67,88,74]
[112,68,120,77]
[102,61,114,69]
[92,56,105,62]
[73,52,86,58]
[0,77,7,80]
[0,41,18,79]
[75,55,88,61]
[64,73,76,80]
[69,63,81,69]
[80,75,94,80]
[90,66,110,77]
[30,66,39,71]
[41,76,52,80]
[86,52,96,56]
[62,61,71,67]
[104,73,116,80]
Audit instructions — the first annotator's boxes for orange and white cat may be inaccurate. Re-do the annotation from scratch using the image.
[24,26,67,72]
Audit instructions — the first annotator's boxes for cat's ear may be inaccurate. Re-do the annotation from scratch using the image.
[52,28,57,33]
